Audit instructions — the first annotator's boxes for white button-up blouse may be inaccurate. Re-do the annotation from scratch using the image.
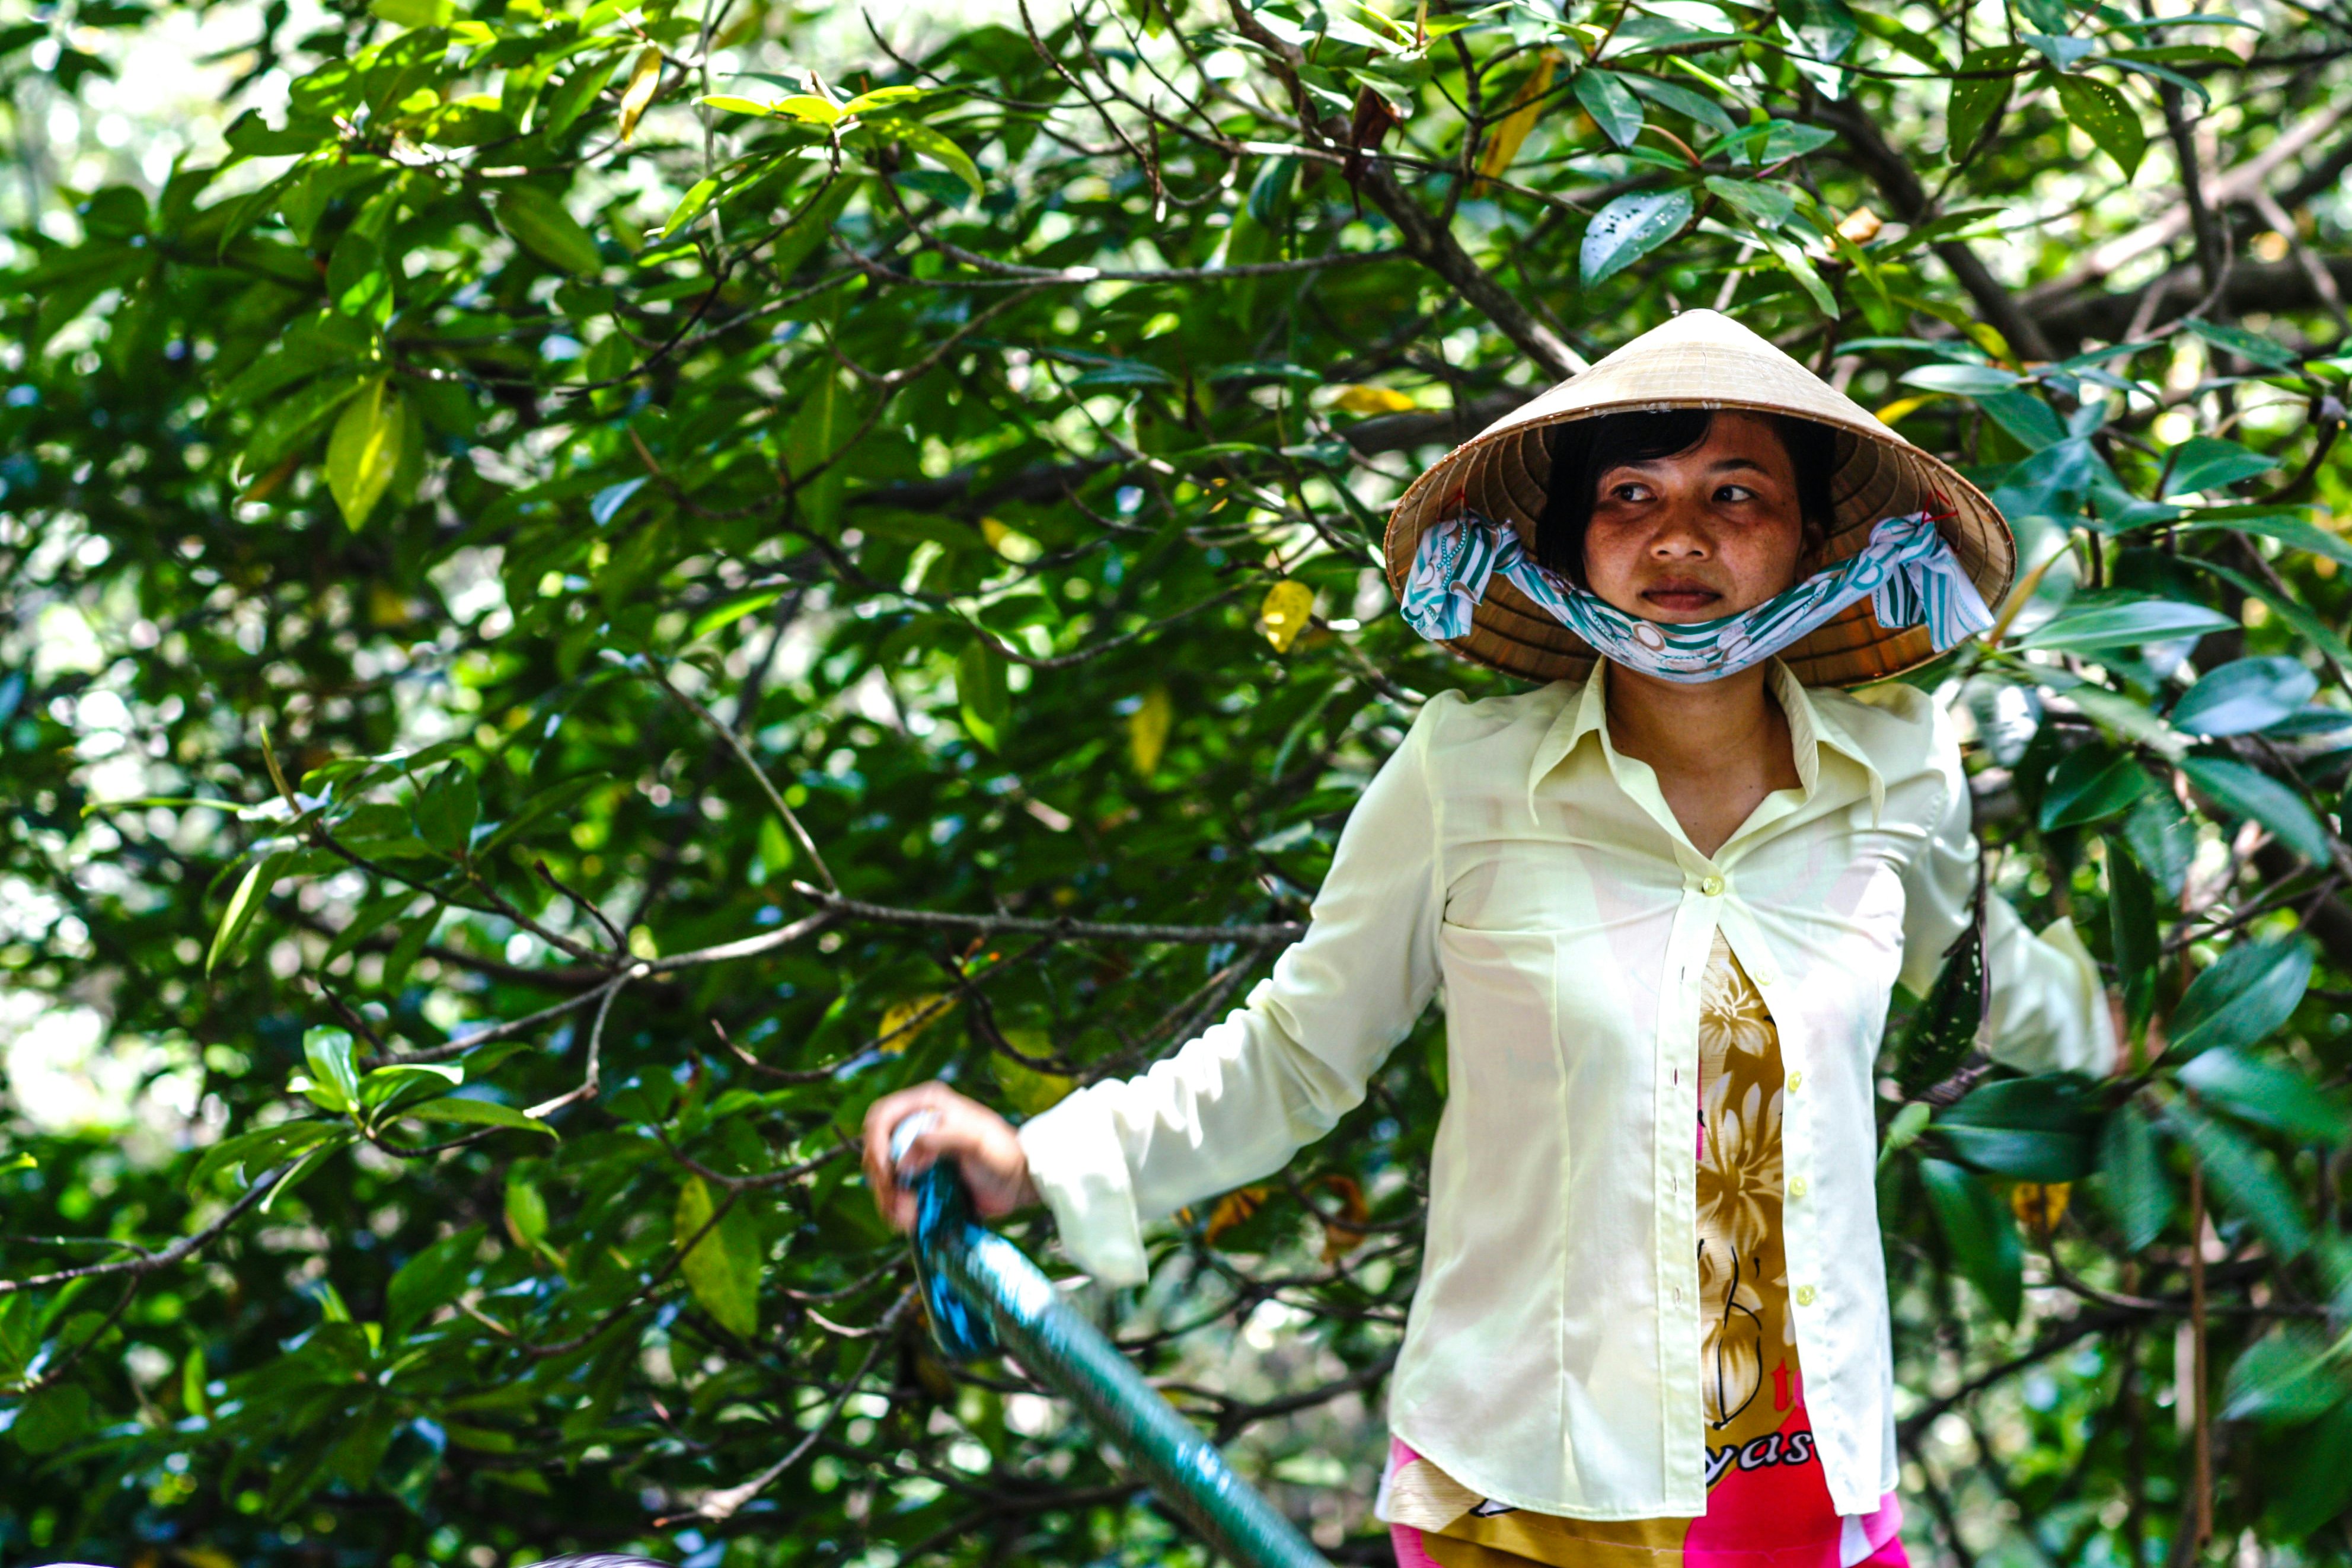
[1015,662,2117,1521]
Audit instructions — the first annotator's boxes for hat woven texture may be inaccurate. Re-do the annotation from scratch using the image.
[1381,309,2017,689]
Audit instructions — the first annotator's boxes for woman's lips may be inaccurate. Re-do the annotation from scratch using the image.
[1640,585,1722,613]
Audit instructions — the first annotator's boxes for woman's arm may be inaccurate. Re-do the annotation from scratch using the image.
[867,694,1453,1285]
[1898,705,2121,1080]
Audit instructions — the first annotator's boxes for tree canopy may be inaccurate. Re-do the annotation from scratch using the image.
[4,0,2352,1561]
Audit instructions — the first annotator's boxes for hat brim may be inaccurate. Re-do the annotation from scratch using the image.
[1381,315,2016,690]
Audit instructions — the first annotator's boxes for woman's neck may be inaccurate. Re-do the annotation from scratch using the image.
[1601,660,1800,857]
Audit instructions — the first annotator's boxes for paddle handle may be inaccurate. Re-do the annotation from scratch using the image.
[892,1115,1333,1568]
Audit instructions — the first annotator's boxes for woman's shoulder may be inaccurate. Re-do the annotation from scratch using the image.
[1410,679,1584,745]
[1808,678,1961,771]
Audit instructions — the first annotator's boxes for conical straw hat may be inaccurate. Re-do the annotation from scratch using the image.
[1381,308,2016,689]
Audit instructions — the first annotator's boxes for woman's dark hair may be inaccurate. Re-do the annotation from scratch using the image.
[1531,408,1839,586]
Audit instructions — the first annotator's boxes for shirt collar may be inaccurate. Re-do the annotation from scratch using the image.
[1525,659,1887,824]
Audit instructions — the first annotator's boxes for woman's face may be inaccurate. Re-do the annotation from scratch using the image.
[1579,411,1811,624]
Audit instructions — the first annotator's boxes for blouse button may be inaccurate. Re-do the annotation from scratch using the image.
[1795,1285,1817,1307]
[1789,1177,1809,1199]
[1786,1070,1803,1092]
[1699,874,1726,897]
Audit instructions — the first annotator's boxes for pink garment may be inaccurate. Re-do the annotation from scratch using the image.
[1386,1435,1908,1568]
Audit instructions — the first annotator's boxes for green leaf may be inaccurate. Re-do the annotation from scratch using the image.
[861,115,983,202]
[2038,745,2149,831]
[2016,590,2234,653]
[1894,910,1983,1097]
[1581,188,1694,286]
[2095,1099,2170,1251]
[206,849,291,975]
[496,186,603,276]
[368,0,451,26]
[2178,755,2332,864]
[2222,1327,2345,1423]
[1920,1157,2023,1321]
[2176,512,2352,571]
[1620,74,1736,135]
[1899,362,2022,395]
[659,177,718,238]
[2178,1049,2347,1144]
[242,371,371,475]
[2105,832,2159,1029]
[2169,940,2312,1059]
[302,1026,362,1113]
[1935,1076,2100,1181]
[505,1174,552,1252]
[385,1225,486,1334]
[2120,788,2196,899]
[189,1120,347,1192]
[2051,74,2147,180]
[674,1177,763,1338]
[1947,45,2028,161]
[542,49,623,138]
[1703,175,1795,227]
[2271,1403,2352,1538]
[2161,1099,2313,1259]
[2178,315,2302,370]
[1573,69,1644,149]
[2171,656,2319,737]
[477,773,612,854]
[2164,435,2280,497]
[325,378,408,531]
[12,1384,94,1455]
[1976,388,2069,449]
[401,1096,559,1137]
[413,765,481,857]
[959,636,1010,752]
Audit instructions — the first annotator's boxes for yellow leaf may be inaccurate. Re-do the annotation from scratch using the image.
[979,516,1042,561]
[879,993,955,1054]
[993,1033,1074,1114]
[1129,685,1173,775]
[1313,1173,1370,1264]
[325,378,407,532]
[1258,579,1316,653]
[1475,50,1560,189]
[1203,1184,1269,1246]
[617,47,662,140]
[2010,1180,2071,1235]
[627,924,659,960]
[1330,384,1417,416]
[368,583,413,627]
[1874,394,1936,427]
[1835,206,1883,245]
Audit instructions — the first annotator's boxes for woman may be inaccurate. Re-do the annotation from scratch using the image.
[863,310,2117,1568]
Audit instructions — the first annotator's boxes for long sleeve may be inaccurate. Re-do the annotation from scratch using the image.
[1016,695,1453,1285]
[1898,704,2118,1080]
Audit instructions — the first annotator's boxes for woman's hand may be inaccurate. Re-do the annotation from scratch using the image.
[861,1081,1040,1234]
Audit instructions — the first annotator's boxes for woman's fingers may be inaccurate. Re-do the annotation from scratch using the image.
[860,1082,1034,1232]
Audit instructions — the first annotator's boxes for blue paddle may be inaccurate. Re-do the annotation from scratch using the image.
[891,1114,1333,1568]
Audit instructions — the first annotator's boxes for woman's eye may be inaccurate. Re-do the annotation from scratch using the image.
[1716,484,1756,503]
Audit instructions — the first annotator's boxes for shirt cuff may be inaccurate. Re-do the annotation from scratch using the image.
[2035,914,2122,1078]
[1016,1087,1150,1287]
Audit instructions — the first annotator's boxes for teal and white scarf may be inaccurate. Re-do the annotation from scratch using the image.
[1399,506,1992,683]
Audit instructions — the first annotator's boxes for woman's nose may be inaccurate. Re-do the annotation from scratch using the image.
[1647,503,1714,557]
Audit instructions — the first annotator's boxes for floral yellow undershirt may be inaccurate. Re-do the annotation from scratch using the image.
[1381,933,1907,1568]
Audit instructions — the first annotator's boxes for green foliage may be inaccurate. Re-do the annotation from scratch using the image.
[5,0,2352,1560]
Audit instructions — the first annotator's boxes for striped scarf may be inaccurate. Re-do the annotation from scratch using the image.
[1400,507,1992,684]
